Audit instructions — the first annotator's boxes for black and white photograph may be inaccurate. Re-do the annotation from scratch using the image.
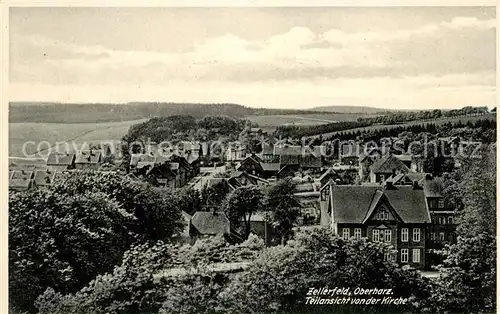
[5,4,497,314]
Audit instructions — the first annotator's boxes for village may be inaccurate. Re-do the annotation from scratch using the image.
[9,125,470,271]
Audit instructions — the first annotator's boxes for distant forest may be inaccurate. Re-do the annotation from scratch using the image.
[9,102,332,123]
[275,106,495,139]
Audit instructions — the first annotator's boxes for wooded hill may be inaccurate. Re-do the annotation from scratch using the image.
[10,102,333,123]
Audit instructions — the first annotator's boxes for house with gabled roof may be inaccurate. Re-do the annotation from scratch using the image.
[33,170,57,188]
[227,171,269,188]
[369,153,410,183]
[236,154,266,177]
[320,181,430,269]
[75,150,102,170]
[46,152,76,171]
[189,211,231,239]
[384,172,425,187]
[135,162,177,188]
[9,170,34,191]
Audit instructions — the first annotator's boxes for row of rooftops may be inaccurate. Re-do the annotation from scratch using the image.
[46,150,103,166]
[9,169,73,190]
[187,173,445,236]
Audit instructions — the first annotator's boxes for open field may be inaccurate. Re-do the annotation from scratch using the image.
[246,113,378,129]
[304,113,497,140]
[9,120,145,157]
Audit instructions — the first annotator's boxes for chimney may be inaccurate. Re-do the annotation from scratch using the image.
[385,180,394,190]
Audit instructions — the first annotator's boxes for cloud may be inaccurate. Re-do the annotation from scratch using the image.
[10,16,496,88]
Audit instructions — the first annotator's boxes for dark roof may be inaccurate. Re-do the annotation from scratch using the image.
[274,145,302,156]
[300,155,321,168]
[280,155,299,165]
[421,179,442,198]
[191,211,230,235]
[33,170,56,186]
[75,150,102,164]
[260,162,280,172]
[46,152,75,166]
[329,185,430,224]
[371,154,410,174]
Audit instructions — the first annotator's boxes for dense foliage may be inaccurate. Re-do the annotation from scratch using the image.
[223,186,264,238]
[9,171,185,313]
[357,106,490,125]
[432,145,496,312]
[122,115,247,145]
[263,178,301,244]
[278,113,495,141]
[34,228,434,314]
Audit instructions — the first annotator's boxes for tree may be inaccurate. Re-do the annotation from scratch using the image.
[9,189,134,313]
[35,236,265,314]
[51,170,184,241]
[433,145,496,312]
[221,227,433,313]
[222,186,264,239]
[9,171,185,313]
[35,241,178,314]
[264,178,300,244]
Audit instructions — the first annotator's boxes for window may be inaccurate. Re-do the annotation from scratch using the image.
[372,229,380,242]
[412,249,421,263]
[401,228,408,242]
[401,249,409,263]
[439,217,446,224]
[342,228,350,240]
[438,199,445,208]
[384,229,392,243]
[431,232,436,241]
[375,207,389,220]
[448,217,454,224]
[413,228,421,242]
[439,232,445,241]
[354,228,362,240]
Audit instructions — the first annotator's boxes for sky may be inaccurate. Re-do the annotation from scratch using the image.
[9,7,497,109]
